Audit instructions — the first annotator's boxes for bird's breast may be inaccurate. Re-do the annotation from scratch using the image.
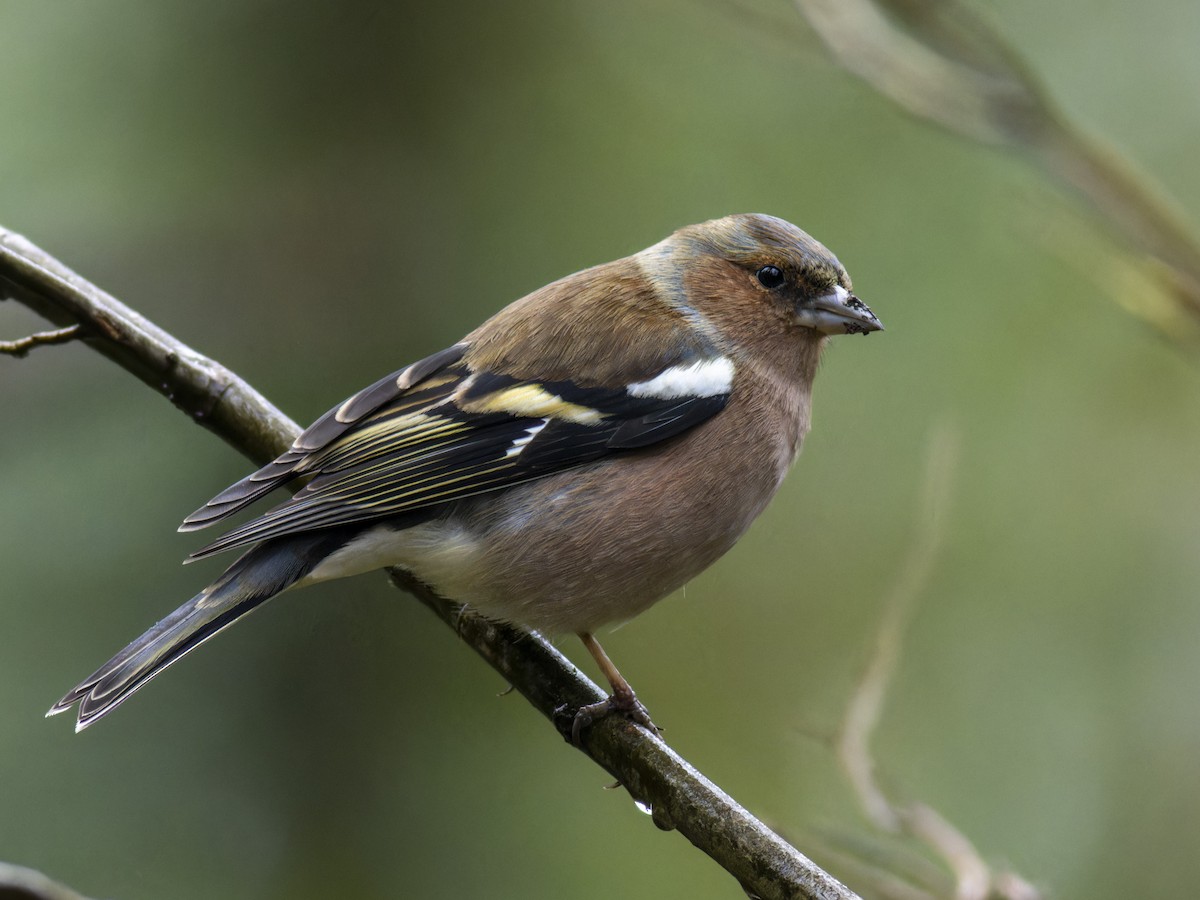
[400,374,813,635]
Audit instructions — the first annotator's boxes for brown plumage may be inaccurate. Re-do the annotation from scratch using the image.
[48,213,881,733]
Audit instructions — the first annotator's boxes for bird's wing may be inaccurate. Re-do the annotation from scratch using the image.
[179,343,471,531]
[183,344,734,561]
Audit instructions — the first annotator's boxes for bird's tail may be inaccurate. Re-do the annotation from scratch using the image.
[47,530,351,731]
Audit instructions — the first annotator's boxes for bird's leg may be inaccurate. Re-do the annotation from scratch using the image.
[571,632,659,744]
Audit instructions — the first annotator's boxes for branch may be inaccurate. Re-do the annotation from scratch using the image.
[794,0,1200,348]
[0,225,859,900]
[0,862,94,900]
[825,427,1041,900]
[0,324,81,357]
[0,228,295,465]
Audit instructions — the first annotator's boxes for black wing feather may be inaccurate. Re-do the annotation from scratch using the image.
[609,395,728,448]
[180,344,468,531]
[185,347,732,561]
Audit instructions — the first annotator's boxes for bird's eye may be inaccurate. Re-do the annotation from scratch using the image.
[756,265,785,290]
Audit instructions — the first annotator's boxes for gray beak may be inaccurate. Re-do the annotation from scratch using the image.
[795,285,883,336]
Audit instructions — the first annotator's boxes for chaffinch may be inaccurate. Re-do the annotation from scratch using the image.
[49,213,881,735]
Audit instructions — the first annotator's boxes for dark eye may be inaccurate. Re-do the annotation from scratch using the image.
[756,265,785,290]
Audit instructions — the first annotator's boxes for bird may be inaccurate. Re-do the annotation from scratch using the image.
[47,213,882,735]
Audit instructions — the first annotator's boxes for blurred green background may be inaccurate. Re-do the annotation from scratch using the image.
[4,1,1200,898]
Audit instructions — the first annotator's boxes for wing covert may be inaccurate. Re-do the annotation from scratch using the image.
[179,344,468,531]
[186,352,736,560]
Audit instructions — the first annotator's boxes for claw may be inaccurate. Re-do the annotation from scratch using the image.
[567,631,661,744]
[570,684,659,745]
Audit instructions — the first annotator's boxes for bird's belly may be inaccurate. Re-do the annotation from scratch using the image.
[431,447,785,634]
[312,408,800,635]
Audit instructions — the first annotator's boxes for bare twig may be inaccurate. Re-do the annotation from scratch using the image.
[0,324,81,357]
[0,227,295,465]
[832,427,1043,900]
[794,0,1200,345]
[0,224,860,900]
[838,424,958,833]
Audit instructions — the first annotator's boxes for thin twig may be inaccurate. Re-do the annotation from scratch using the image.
[0,324,81,357]
[833,427,1043,900]
[838,424,958,834]
[0,224,860,900]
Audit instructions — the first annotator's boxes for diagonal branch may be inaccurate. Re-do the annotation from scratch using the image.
[0,227,296,465]
[794,0,1200,347]
[0,861,95,900]
[0,224,859,900]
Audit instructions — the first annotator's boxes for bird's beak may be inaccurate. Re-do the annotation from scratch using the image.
[795,285,883,336]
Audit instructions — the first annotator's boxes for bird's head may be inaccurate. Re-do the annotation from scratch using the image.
[640,213,882,340]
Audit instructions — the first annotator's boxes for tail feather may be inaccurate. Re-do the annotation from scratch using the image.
[48,529,353,731]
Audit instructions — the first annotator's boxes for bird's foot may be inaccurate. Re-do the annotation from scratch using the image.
[570,684,659,745]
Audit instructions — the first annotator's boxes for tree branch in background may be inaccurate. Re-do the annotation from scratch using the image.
[0,225,860,900]
[0,862,95,900]
[811,426,1040,900]
[794,0,1200,348]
